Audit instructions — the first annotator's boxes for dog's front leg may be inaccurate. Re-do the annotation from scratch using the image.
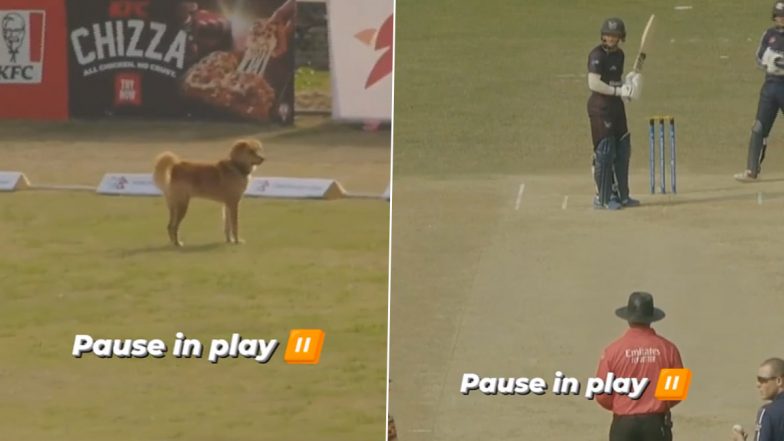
[227,199,244,244]
[223,204,233,243]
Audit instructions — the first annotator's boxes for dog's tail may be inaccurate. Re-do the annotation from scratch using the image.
[153,152,179,192]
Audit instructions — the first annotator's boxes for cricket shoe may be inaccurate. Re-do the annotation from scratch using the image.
[614,195,641,207]
[734,170,758,182]
[594,196,623,210]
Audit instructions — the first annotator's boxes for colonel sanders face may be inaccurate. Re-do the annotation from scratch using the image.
[2,13,25,58]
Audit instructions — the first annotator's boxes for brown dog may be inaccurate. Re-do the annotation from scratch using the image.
[153,139,265,247]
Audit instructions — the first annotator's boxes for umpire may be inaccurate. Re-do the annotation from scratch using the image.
[594,292,684,441]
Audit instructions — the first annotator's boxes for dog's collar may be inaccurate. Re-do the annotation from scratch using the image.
[230,160,253,176]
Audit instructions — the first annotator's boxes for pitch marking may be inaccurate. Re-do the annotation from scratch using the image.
[515,183,526,211]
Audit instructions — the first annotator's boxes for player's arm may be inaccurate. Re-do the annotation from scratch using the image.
[755,30,784,73]
[588,73,638,100]
[757,30,771,69]
[587,51,636,99]
[587,73,621,96]
[587,51,619,96]
[756,407,774,441]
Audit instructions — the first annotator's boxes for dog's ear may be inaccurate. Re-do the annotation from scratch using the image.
[244,139,264,155]
[230,140,251,160]
[232,140,250,150]
[250,139,264,154]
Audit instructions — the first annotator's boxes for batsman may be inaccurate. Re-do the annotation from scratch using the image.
[586,17,643,210]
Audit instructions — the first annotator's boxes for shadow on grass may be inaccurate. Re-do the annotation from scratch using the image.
[117,242,228,257]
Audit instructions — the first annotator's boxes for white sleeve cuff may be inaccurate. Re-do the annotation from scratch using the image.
[588,73,617,96]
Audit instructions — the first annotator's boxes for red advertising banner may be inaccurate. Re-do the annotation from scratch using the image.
[0,0,68,120]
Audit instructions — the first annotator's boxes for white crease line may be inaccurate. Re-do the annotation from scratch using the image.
[562,195,569,210]
[758,192,764,205]
[515,183,526,210]
[411,429,433,433]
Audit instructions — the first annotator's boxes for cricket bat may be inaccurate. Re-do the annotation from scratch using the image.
[632,14,656,73]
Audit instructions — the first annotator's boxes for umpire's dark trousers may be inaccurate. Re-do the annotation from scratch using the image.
[610,413,672,441]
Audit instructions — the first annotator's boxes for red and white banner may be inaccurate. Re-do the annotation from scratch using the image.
[328,0,393,121]
[0,0,68,120]
[0,10,45,83]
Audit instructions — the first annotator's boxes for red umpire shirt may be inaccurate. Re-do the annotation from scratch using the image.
[595,293,684,415]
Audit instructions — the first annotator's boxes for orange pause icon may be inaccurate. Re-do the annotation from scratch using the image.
[654,368,692,401]
[283,329,325,365]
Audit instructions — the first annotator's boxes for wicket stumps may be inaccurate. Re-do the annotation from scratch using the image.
[648,115,677,194]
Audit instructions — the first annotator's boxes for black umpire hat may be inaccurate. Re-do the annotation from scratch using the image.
[615,292,665,323]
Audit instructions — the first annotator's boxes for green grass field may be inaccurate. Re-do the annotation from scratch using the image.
[0,119,390,440]
[390,1,784,440]
[296,67,331,94]
[296,68,331,112]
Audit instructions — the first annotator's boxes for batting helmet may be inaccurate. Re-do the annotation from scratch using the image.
[774,1,784,18]
[600,17,626,41]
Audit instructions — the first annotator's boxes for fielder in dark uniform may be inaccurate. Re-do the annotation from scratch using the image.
[587,18,641,209]
[735,1,784,182]
[731,358,784,441]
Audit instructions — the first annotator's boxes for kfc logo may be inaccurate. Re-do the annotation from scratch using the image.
[2,13,24,63]
[0,10,45,84]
